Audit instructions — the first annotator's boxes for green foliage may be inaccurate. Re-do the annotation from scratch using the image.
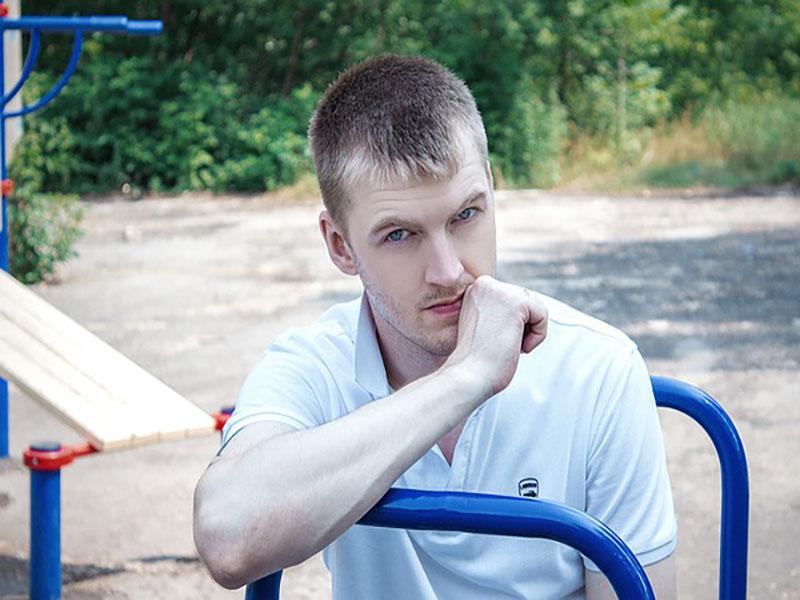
[14,55,318,194]
[637,93,800,188]
[8,192,84,284]
[639,162,751,189]
[707,95,800,183]
[490,84,567,188]
[13,0,800,193]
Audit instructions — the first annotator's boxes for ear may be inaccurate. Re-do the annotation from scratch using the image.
[319,210,358,276]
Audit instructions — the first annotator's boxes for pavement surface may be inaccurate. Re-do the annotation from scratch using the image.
[1,188,798,599]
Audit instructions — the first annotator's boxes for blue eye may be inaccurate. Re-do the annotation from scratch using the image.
[456,207,477,221]
[386,229,409,243]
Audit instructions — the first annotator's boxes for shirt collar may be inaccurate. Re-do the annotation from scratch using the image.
[354,293,393,399]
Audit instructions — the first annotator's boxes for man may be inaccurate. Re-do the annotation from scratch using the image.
[194,55,677,598]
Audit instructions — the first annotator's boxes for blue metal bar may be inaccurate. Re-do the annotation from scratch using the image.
[0,16,162,35]
[5,32,82,119]
[367,489,653,597]
[30,444,63,600]
[0,381,6,458]
[1,23,8,458]
[244,571,282,600]
[246,490,654,599]
[123,21,163,36]
[1,29,40,108]
[652,376,749,600]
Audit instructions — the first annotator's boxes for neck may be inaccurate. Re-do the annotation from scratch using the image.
[370,306,448,391]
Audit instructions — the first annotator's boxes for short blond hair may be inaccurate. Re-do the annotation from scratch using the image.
[308,54,488,227]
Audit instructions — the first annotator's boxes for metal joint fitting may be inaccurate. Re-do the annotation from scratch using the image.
[213,407,234,432]
[23,442,97,471]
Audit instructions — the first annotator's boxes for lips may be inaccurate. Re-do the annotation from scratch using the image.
[425,292,464,315]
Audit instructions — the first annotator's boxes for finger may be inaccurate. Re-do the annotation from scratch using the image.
[520,289,548,353]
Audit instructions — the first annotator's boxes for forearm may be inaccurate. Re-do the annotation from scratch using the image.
[194,362,484,588]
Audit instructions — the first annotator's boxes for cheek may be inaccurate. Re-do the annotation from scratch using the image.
[361,249,423,296]
[458,222,496,272]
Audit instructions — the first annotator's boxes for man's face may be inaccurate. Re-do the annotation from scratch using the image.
[343,143,497,357]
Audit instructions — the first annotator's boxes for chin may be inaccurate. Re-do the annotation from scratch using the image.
[421,330,458,357]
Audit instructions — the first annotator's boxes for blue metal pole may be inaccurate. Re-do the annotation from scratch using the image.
[244,571,282,600]
[6,32,83,119]
[0,13,8,459]
[0,16,162,35]
[364,489,654,598]
[652,376,749,600]
[29,442,63,600]
[246,490,655,600]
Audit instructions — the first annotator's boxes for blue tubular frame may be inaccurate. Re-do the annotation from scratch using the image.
[0,13,161,459]
[244,376,749,599]
[5,31,83,119]
[651,376,749,600]
[29,443,63,600]
[0,16,162,35]
[1,29,39,107]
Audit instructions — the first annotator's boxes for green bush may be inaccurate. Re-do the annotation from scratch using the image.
[707,94,800,183]
[490,81,567,188]
[15,53,319,195]
[8,192,84,284]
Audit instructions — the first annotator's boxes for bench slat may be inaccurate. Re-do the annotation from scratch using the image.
[0,271,217,450]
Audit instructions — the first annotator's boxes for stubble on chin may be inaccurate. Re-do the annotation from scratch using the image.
[367,289,458,358]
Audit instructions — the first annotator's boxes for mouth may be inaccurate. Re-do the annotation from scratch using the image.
[425,292,464,316]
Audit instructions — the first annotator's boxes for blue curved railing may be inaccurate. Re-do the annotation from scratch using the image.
[244,376,749,599]
[651,376,749,599]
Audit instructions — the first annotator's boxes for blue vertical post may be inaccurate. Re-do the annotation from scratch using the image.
[652,376,749,600]
[0,15,8,459]
[28,442,63,600]
[245,572,282,600]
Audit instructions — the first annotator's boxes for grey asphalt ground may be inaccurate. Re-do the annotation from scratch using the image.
[1,188,799,598]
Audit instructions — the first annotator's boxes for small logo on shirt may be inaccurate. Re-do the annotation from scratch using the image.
[518,477,539,499]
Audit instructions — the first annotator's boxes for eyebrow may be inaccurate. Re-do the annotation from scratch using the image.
[368,189,488,238]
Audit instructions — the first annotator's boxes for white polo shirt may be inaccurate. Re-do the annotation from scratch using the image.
[222,293,677,599]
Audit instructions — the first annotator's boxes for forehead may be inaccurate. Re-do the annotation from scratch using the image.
[346,147,491,231]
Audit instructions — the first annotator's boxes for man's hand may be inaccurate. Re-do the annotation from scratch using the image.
[446,275,548,399]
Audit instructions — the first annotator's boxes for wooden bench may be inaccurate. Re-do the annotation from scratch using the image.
[0,270,217,451]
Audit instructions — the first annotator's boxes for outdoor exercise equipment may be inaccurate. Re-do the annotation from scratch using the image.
[245,376,749,600]
[0,9,162,459]
[0,8,212,600]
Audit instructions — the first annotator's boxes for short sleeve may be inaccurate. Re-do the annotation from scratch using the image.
[219,335,327,451]
[583,347,677,571]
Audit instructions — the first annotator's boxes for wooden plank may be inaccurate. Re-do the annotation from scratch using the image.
[0,272,190,411]
[0,271,216,450]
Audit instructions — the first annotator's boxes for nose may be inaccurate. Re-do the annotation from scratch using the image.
[424,231,465,288]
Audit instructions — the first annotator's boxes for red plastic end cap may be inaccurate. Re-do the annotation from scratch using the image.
[1,179,13,197]
[0,6,8,18]
[213,409,233,432]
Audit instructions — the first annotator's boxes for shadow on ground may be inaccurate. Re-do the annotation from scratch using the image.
[498,228,800,370]
[0,554,203,597]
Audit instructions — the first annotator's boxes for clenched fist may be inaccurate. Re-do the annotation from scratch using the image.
[446,276,548,399]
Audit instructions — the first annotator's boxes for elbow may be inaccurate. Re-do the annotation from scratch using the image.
[202,554,249,591]
[193,480,304,590]
[193,497,249,589]
[194,522,297,591]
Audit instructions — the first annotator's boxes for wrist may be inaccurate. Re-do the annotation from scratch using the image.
[440,357,493,405]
